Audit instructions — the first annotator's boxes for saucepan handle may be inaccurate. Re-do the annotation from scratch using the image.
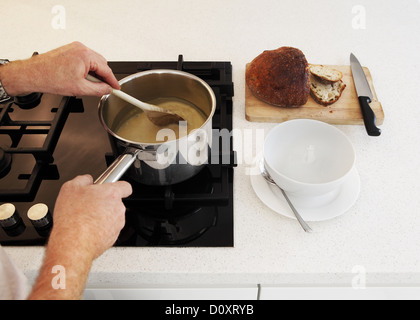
[94,150,140,184]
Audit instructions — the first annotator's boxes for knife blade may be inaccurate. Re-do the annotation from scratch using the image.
[350,53,381,136]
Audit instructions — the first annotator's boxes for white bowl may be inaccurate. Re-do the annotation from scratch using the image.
[264,119,355,197]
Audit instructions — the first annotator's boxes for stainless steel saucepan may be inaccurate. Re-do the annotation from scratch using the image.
[94,69,216,186]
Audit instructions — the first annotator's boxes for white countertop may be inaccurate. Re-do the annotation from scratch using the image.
[1,0,420,289]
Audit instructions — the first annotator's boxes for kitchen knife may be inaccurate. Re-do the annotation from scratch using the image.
[350,53,381,136]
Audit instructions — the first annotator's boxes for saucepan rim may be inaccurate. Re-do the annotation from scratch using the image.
[98,69,216,148]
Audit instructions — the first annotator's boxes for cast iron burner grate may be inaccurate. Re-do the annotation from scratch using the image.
[0,97,84,201]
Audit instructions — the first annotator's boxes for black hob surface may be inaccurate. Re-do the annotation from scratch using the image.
[0,56,235,247]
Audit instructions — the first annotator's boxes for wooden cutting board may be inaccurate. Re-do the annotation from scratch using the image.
[245,64,384,125]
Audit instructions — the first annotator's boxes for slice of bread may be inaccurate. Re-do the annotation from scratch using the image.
[310,75,346,106]
[309,65,343,84]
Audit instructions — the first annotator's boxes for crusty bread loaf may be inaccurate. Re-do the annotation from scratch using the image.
[246,47,310,107]
[309,65,343,84]
[310,75,346,106]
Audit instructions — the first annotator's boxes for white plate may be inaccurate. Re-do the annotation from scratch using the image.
[250,162,360,222]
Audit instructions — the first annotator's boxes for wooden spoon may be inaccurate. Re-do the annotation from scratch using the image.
[86,74,185,126]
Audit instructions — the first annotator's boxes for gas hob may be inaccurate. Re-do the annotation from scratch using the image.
[0,56,235,247]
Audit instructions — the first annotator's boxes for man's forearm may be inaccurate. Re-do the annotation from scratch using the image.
[28,232,95,300]
[0,59,41,96]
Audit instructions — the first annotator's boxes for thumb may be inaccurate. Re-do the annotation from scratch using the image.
[72,174,94,186]
[112,181,133,199]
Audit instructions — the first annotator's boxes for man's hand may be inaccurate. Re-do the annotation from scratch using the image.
[52,175,132,259]
[0,42,120,97]
[28,175,132,300]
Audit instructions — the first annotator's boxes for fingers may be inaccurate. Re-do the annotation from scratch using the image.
[82,55,120,97]
[88,51,120,90]
[91,63,120,90]
[82,79,113,97]
[69,174,132,197]
[72,175,132,196]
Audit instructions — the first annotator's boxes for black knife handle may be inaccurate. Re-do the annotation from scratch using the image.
[359,96,381,136]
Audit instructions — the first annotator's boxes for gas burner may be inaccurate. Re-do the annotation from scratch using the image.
[122,206,218,246]
[0,147,12,178]
[117,164,233,246]
[14,92,43,109]
[122,165,215,214]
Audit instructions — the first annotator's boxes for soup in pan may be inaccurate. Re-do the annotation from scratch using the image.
[115,97,207,143]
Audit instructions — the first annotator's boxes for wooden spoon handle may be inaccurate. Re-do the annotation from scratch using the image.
[109,88,163,113]
[86,74,166,113]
